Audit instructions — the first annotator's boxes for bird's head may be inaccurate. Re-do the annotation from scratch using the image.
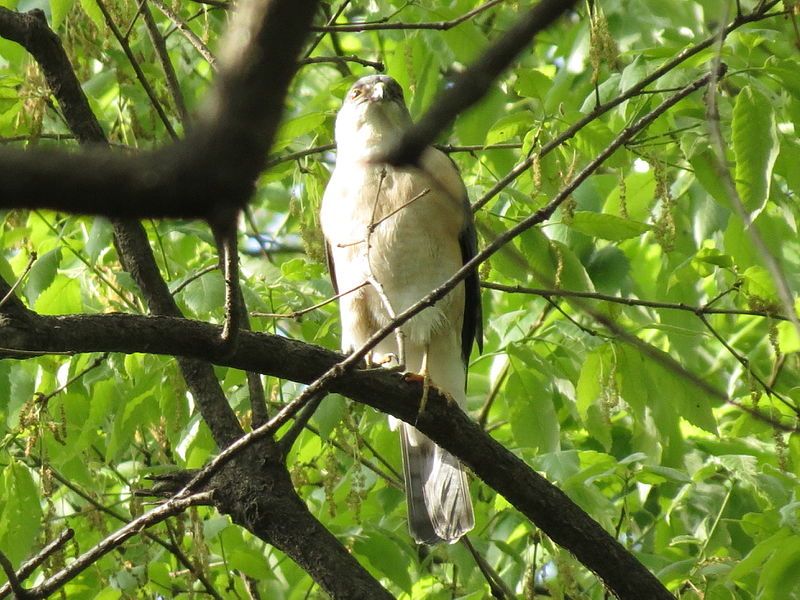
[334,75,412,161]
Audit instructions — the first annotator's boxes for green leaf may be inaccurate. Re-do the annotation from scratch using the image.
[274,112,326,147]
[732,86,779,216]
[312,394,347,440]
[485,112,532,145]
[575,347,612,449]
[34,275,82,314]
[505,366,559,453]
[25,247,61,305]
[183,273,225,315]
[576,348,603,419]
[50,0,75,28]
[570,211,650,241]
[742,265,779,304]
[79,0,105,29]
[690,150,731,210]
[354,533,413,592]
[0,461,43,565]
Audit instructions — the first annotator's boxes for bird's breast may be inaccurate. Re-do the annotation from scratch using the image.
[321,160,466,341]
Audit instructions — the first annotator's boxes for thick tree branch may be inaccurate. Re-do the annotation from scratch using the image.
[0,4,391,598]
[0,0,318,219]
[0,311,671,599]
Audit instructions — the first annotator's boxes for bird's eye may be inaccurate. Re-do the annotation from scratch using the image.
[351,88,362,99]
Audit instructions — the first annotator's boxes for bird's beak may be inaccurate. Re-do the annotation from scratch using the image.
[370,82,386,102]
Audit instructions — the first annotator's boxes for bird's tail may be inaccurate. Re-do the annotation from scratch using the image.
[400,422,474,544]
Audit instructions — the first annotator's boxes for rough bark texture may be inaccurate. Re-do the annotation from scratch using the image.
[0,4,396,598]
[0,309,672,600]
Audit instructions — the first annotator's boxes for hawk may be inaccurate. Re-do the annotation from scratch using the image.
[320,75,482,544]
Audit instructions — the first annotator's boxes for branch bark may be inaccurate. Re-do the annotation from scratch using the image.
[0,0,319,219]
[1,309,672,599]
[0,3,392,598]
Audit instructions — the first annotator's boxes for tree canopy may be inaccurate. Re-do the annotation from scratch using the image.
[0,0,799,598]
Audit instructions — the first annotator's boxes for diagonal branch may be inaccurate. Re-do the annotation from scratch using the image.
[24,492,213,599]
[387,0,578,165]
[0,529,74,599]
[0,309,673,600]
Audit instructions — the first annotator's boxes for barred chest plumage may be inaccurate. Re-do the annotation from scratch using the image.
[320,158,466,344]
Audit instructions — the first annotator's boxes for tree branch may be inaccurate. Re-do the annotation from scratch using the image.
[24,492,213,599]
[310,0,504,31]
[0,0,319,219]
[387,0,578,165]
[0,529,74,599]
[0,310,671,599]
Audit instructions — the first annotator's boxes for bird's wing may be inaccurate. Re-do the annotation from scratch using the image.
[420,148,483,364]
[324,240,339,294]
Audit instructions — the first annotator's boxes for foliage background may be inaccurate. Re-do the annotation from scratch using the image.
[1,0,800,598]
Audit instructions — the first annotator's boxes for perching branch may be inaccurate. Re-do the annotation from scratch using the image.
[0,307,672,599]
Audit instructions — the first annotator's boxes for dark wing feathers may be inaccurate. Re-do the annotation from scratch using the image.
[325,240,339,294]
[459,212,483,364]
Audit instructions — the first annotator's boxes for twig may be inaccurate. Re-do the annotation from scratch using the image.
[186,0,229,7]
[303,0,351,58]
[696,312,793,411]
[35,354,107,405]
[461,537,514,600]
[24,492,213,598]
[252,281,368,319]
[214,218,241,348]
[438,142,523,153]
[0,529,74,599]
[299,55,384,71]
[311,0,504,31]
[170,264,218,295]
[95,0,178,139]
[148,0,217,68]
[0,251,35,310]
[263,142,520,170]
[0,551,29,599]
[264,143,335,168]
[481,281,791,321]
[0,133,75,143]
[278,392,325,453]
[141,0,189,124]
